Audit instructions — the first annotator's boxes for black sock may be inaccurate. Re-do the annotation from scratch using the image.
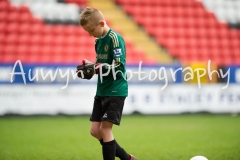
[102,140,116,160]
[100,139,129,160]
[115,140,130,160]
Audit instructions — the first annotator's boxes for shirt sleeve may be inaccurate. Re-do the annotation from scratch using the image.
[109,31,126,64]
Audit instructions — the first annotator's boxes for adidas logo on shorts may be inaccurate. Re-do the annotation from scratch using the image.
[103,113,107,118]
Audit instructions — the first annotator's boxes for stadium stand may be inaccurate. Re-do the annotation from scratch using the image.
[1,0,239,65]
[0,0,151,64]
[115,0,240,65]
[88,0,174,64]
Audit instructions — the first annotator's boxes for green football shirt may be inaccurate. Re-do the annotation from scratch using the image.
[95,29,128,97]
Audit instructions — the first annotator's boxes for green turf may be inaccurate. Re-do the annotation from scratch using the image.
[0,115,240,160]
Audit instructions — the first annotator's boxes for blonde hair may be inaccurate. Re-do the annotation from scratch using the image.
[79,7,104,26]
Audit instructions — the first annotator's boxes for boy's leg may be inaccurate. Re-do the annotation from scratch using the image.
[90,96,102,140]
[100,121,114,142]
[115,140,131,160]
[101,96,133,160]
[100,121,116,160]
[90,122,102,140]
[91,123,130,160]
[90,120,129,159]
[99,139,131,160]
[90,96,134,160]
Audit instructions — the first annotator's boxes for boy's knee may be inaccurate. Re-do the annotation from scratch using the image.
[90,128,100,138]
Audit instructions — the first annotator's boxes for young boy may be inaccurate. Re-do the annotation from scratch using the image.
[78,7,137,160]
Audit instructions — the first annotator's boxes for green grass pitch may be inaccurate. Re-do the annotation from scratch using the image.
[0,114,240,160]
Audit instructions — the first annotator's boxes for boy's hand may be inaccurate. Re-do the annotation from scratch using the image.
[82,59,102,74]
[82,59,94,66]
[76,64,95,80]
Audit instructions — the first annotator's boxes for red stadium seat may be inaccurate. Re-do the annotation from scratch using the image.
[0,1,16,12]
[219,38,231,50]
[0,33,7,45]
[123,5,137,16]
[29,44,42,55]
[0,11,8,23]
[18,23,32,34]
[6,33,19,45]
[4,44,17,55]
[217,28,231,39]
[74,27,85,36]
[18,34,32,45]
[64,25,78,36]
[30,34,42,45]
[18,5,30,13]
[205,28,218,39]
[197,38,209,49]
[52,35,65,46]
[41,45,53,55]
[237,30,240,39]
[197,48,210,59]
[5,22,20,34]
[0,1,9,11]
[51,25,65,35]
[16,44,29,55]
[42,34,55,46]
[29,23,44,34]
[230,38,240,49]
[233,57,240,65]
[64,35,77,46]
[206,38,219,50]
[0,22,7,34]
[6,12,19,23]
[41,25,55,35]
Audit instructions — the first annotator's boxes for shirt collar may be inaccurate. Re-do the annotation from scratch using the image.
[100,28,112,39]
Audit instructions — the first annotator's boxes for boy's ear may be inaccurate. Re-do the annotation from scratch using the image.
[99,21,105,27]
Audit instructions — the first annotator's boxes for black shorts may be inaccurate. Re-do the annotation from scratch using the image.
[90,96,126,125]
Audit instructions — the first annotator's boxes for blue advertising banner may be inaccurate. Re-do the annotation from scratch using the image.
[0,61,182,85]
[227,65,240,83]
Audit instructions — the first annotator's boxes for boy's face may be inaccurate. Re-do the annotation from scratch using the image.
[82,21,104,38]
